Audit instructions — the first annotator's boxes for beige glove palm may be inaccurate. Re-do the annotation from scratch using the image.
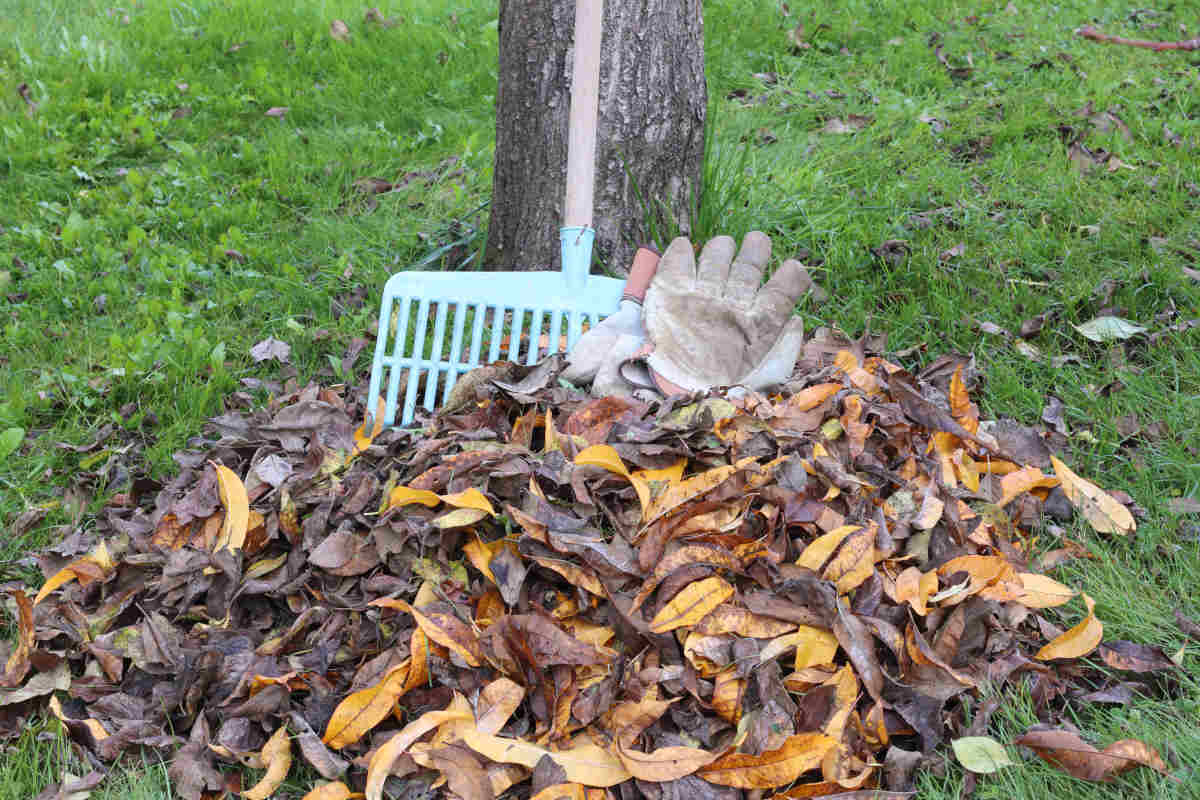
[643,232,811,393]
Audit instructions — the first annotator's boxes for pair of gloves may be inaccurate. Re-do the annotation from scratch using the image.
[563,232,818,399]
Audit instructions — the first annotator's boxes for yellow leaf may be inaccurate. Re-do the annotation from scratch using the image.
[529,784,586,800]
[796,525,858,571]
[386,486,442,509]
[648,576,735,634]
[441,488,496,515]
[212,462,250,552]
[1050,455,1135,535]
[462,538,504,584]
[575,444,650,513]
[786,382,843,412]
[353,396,386,458]
[34,541,115,606]
[460,728,631,788]
[997,466,1060,509]
[33,565,82,607]
[302,782,363,800]
[820,525,875,594]
[699,732,837,788]
[243,725,292,800]
[613,736,718,782]
[692,605,798,638]
[371,598,484,667]
[1016,573,1076,609]
[1035,593,1103,660]
[476,677,526,735]
[365,703,474,800]
[323,664,409,749]
[894,567,939,616]
[632,459,686,485]
[759,627,839,670]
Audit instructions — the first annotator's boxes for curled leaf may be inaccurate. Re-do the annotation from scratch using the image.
[1035,593,1103,660]
[1050,455,1135,535]
[243,725,293,800]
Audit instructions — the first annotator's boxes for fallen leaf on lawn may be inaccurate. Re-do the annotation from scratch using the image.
[1014,727,1170,782]
[1035,593,1103,660]
[1050,456,1135,535]
[302,783,362,800]
[2,589,33,686]
[699,732,836,787]
[460,728,631,787]
[243,725,292,800]
[997,466,1059,508]
[249,336,291,362]
[1098,641,1179,673]
[212,462,249,552]
[1073,316,1147,342]
[952,736,1014,773]
[264,106,289,118]
[330,19,351,40]
[1016,573,1076,608]
[33,540,113,606]
[648,576,735,633]
[365,702,474,800]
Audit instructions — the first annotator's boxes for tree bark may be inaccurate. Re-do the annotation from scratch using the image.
[485,0,706,274]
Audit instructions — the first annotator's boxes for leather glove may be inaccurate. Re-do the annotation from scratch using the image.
[562,247,660,397]
[642,232,813,394]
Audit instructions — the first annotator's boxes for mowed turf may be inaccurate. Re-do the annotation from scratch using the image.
[0,0,1197,797]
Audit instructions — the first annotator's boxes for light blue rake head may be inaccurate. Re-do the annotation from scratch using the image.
[366,226,623,427]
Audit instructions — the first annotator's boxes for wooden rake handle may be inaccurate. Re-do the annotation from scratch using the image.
[563,0,604,229]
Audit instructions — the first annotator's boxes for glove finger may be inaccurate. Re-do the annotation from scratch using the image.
[753,258,812,322]
[726,231,772,302]
[694,235,736,293]
[653,236,699,290]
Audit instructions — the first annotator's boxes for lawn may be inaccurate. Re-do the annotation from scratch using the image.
[1,0,1198,798]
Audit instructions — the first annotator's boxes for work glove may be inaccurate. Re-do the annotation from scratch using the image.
[562,246,660,397]
[642,232,813,394]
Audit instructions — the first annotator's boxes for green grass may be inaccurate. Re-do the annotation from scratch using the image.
[2,0,1199,797]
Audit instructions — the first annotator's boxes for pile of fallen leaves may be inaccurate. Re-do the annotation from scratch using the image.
[2,329,1185,800]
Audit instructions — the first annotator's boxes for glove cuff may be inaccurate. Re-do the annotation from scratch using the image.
[621,247,660,304]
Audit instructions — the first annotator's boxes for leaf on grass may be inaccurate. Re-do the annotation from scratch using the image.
[1050,456,1135,535]
[301,783,362,800]
[1015,573,1075,608]
[243,725,292,800]
[997,466,1059,508]
[1073,316,1147,342]
[699,732,836,788]
[212,462,249,552]
[1014,728,1170,782]
[460,728,631,787]
[1035,593,1103,660]
[648,576,735,633]
[2,589,34,686]
[952,736,1014,773]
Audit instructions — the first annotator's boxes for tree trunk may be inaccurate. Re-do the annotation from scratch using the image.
[485,0,706,274]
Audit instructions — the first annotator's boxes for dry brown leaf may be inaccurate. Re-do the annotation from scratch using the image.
[475,678,525,735]
[1014,727,1170,782]
[1050,456,1135,535]
[1035,593,1103,660]
[648,576,735,633]
[2,589,34,687]
[699,732,837,787]
[243,725,292,800]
